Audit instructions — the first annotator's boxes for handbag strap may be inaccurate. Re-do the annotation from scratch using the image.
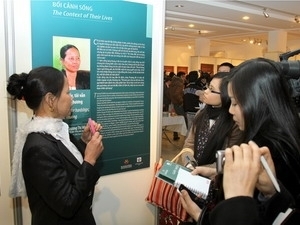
[171,148,194,163]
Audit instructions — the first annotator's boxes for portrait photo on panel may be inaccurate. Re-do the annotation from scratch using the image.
[53,36,91,90]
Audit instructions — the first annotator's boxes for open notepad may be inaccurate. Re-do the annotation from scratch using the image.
[156,160,211,199]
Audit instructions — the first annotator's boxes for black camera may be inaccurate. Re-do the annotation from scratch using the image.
[278,49,300,80]
[278,49,300,109]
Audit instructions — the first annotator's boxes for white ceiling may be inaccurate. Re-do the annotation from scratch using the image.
[165,0,300,50]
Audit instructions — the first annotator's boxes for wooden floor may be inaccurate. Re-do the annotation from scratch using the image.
[161,130,185,162]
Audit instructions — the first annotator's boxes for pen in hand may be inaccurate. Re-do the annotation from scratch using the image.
[260,156,281,193]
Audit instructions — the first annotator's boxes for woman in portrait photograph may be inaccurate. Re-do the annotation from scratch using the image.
[60,44,90,90]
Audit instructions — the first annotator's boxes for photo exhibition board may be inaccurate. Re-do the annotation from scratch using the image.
[31,0,152,175]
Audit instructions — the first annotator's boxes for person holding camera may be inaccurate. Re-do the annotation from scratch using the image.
[227,58,300,208]
[181,72,243,169]
[180,58,300,225]
[179,72,243,225]
[180,141,296,225]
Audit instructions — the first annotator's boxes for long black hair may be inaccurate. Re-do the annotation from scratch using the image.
[230,58,300,155]
[229,58,300,204]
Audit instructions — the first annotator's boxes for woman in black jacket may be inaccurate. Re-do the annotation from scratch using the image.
[7,66,104,225]
[228,58,300,208]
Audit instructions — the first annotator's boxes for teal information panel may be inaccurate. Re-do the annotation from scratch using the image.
[31,0,152,175]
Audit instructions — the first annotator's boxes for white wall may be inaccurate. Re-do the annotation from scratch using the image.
[164,45,194,73]
[0,0,15,224]
[2,0,165,225]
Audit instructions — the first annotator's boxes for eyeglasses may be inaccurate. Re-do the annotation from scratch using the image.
[211,90,221,94]
[208,86,221,94]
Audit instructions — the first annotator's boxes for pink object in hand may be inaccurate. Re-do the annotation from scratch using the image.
[88,118,96,135]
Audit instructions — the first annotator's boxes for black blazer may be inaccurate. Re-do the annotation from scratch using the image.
[61,69,90,90]
[75,70,90,89]
[22,132,100,225]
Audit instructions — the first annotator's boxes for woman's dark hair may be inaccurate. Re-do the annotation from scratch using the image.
[229,58,300,199]
[230,58,300,148]
[193,72,239,164]
[60,44,79,59]
[7,66,65,111]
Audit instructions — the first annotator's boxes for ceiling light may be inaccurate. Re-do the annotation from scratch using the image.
[257,40,262,45]
[165,26,175,31]
[295,15,300,23]
[189,24,194,28]
[247,38,264,46]
[243,16,249,20]
[263,8,269,18]
[200,30,209,34]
